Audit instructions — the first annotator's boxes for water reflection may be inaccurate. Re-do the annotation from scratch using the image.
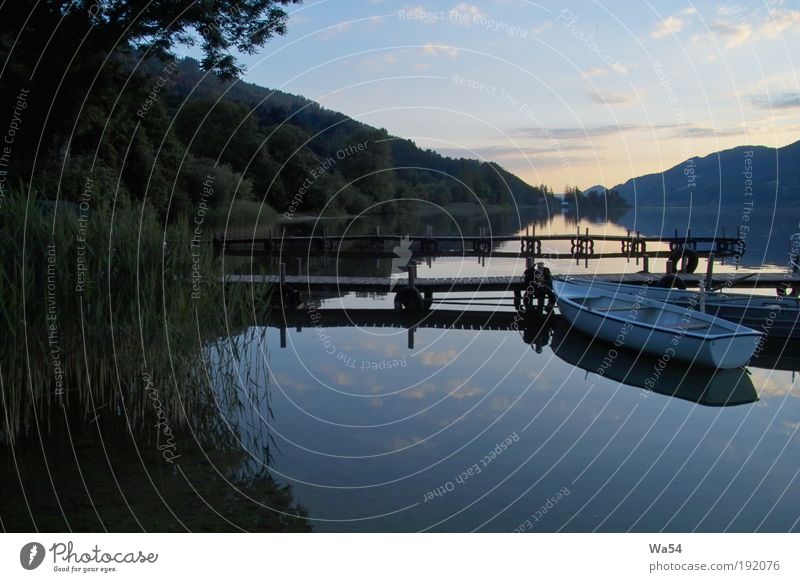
[549,320,758,407]
[0,329,313,532]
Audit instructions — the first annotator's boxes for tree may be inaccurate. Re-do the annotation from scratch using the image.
[0,1,300,192]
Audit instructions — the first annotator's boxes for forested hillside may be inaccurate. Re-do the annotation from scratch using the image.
[611,141,800,208]
[3,47,552,218]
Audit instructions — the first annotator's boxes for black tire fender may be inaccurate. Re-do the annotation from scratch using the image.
[655,274,687,290]
[668,247,699,273]
[394,286,424,311]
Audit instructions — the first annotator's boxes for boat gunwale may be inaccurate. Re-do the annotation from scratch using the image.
[553,281,764,341]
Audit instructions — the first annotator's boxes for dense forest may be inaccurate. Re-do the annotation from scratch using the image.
[1,9,554,220]
[563,185,628,209]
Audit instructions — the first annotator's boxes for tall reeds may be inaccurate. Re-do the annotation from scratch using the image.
[0,189,267,443]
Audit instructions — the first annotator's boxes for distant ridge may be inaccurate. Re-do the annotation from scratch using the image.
[611,140,800,207]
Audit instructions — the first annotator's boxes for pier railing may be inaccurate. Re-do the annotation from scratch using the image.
[211,226,746,268]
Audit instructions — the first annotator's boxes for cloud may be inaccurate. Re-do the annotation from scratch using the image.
[751,93,800,109]
[652,16,685,39]
[400,5,441,24]
[531,20,552,35]
[421,43,460,58]
[320,21,352,40]
[516,123,648,140]
[516,122,751,141]
[584,67,607,77]
[420,349,458,365]
[449,2,486,25]
[680,7,697,16]
[709,19,752,47]
[361,52,400,72]
[610,62,630,75]
[588,91,634,105]
[675,124,747,138]
[760,8,800,38]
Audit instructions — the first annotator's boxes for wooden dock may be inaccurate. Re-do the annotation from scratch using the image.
[226,271,800,292]
[214,227,745,262]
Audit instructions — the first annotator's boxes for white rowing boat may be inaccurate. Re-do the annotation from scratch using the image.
[552,280,763,369]
[558,277,800,339]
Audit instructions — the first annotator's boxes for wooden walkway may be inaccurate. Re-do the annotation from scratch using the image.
[226,271,800,291]
[214,228,745,261]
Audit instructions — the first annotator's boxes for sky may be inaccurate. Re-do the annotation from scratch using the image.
[230,0,800,191]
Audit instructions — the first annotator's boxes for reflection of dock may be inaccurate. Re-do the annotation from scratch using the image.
[271,308,522,330]
[267,308,552,350]
[264,308,800,374]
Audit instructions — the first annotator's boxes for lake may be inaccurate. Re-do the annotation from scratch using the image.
[3,205,799,532]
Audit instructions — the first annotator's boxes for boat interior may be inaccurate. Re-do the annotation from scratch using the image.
[571,295,716,331]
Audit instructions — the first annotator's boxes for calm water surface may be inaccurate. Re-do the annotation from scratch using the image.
[221,207,800,531]
[3,206,799,532]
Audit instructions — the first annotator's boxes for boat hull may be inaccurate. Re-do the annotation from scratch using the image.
[559,278,800,339]
[554,281,762,369]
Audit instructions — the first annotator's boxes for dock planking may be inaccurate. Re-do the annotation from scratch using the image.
[225,271,800,292]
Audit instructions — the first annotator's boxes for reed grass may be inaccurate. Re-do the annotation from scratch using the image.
[0,189,269,443]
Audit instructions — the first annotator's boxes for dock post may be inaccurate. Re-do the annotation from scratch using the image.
[704,253,715,290]
[296,257,303,276]
[280,325,287,349]
[513,289,521,310]
[280,262,286,293]
[408,260,417,288]
[408,326,416,350]
[323,228,328,253]
[642,255,649,273]
[666,259,674,274]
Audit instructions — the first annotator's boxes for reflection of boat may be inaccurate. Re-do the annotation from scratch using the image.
[553,280,762,369]
[551,321,758,406]
[749,337,800,372]
[560,278,800,339]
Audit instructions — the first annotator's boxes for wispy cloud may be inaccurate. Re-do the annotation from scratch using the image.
[760,8,800,38]
[652,16,685,39]
[421,43,460,58]
[517,123,648,140]
[319,21,352,40]
[751,93,800,109]
[610,62,630,75]
[709,19,752,47]
[401,5,441,24]
[588,91,634,105]
[516,123,751,141]
[584,67,607,77]
[449,2,486,25]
